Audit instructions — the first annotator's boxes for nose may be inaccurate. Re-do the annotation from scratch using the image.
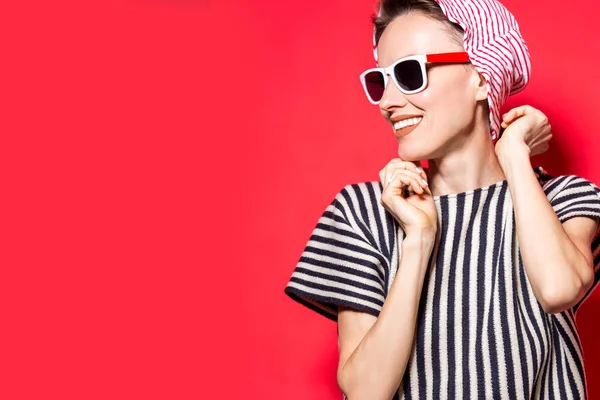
[379,74,408,112]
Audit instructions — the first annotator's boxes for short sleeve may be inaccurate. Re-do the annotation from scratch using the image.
[546,175,600,224]
[284,184,387,322]
[543,174,600,311]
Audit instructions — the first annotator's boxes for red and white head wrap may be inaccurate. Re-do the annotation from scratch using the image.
[373,0,531,140]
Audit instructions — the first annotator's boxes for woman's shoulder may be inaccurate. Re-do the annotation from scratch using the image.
[283,180,394,321]
[333,179,399,241]
[331,180,386,212]
[337,180,384,195]
[533,165,600,197]
[533,165,600,224]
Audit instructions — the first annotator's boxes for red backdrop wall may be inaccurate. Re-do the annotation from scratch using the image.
[3,0,600,399]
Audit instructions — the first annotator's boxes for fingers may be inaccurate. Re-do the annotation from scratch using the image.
[502,105,534,120]
[385,168,429,196]
[530,142,550,157]
[528,124,553,144]
[501,105,547,128]
[379,158,428,186]
[501,105,533,127]
[381,173,420,207]
[529,129,553,156]
[501,108,522,128]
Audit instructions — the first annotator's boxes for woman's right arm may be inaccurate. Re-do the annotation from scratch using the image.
[336,158,438,400]
[336,232,434,400]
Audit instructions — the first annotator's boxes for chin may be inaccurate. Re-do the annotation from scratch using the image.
[397,141,436,163]
[397,130,456,162]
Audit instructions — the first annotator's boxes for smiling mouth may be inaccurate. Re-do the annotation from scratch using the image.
[394,117,422,138]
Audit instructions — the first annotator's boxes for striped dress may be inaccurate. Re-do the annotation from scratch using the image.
[284,166,600,399]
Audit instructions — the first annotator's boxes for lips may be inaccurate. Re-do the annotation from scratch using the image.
[395,118,422,138]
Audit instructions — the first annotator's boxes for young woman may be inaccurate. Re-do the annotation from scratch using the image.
[285,0,600,398]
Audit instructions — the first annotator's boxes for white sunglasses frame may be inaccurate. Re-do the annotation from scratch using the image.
[359,52,470,105]
[360,55,429,104]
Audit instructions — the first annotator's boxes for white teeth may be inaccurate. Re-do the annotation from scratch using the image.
[393,117,422,131]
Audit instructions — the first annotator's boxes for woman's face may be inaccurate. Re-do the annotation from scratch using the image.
[377,12,487,161]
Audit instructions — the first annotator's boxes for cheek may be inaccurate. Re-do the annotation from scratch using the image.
[420,77,475,130]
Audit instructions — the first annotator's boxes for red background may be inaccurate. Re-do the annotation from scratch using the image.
[3,0,600,398]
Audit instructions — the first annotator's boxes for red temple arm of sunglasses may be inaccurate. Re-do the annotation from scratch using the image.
[426,52,470,63]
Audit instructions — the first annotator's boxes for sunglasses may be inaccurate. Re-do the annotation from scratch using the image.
[359,52,471,104]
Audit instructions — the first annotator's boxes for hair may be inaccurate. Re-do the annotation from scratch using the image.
[372,0,464,47]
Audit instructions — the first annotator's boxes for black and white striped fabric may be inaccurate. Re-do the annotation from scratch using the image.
[284,166,600,399]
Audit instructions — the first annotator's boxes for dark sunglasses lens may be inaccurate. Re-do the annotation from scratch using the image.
[394,60,423,92]
[364,71,385,102]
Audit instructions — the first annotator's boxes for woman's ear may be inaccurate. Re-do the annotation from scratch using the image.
[474,70,488,102]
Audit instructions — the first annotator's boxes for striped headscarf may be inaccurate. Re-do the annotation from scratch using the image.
[373,0,531,140]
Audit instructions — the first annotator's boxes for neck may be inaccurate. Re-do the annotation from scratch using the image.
[427,119,506,197]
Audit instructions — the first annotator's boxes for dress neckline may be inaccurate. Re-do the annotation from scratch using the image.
[433,179,508,201]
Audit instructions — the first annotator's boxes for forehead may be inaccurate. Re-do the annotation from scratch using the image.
[377,12,464,67]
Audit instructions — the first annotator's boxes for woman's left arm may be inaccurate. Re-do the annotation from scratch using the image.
[496,105,599,314]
